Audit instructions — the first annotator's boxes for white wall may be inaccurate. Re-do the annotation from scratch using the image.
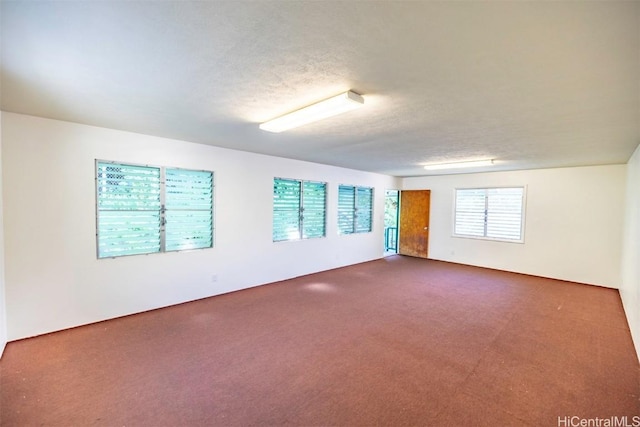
[2,112,399,340]
[0,111,7,357]
[621,144,640,360]
[403,165,626,288]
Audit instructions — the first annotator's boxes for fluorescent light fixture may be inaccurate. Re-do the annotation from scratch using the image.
[423,159,494,171]
[260,91,364,133]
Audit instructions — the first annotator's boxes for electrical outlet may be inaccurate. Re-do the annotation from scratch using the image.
[211,274,218,283]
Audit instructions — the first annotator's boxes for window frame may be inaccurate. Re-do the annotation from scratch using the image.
[272,177,327,242]
[337,184,374,235]
[452,186,526,243]
[95,159,214,259]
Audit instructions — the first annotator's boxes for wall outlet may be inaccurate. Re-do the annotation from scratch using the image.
[211,274,218,283]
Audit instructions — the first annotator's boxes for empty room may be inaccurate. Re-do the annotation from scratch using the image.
[0,1,639,426]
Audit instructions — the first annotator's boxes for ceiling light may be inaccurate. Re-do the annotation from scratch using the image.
[423,159,495,171]
[260,91,364,133]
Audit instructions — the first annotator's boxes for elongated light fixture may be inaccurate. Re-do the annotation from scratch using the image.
[423,159,494,171]
[260,90,364,133]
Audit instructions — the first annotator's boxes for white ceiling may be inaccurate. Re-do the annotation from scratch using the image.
[1,1,639,177]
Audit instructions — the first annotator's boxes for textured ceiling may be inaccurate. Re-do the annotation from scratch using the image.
[1,1,639,176]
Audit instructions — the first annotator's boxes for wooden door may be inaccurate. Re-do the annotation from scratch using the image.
[399,190,431,258]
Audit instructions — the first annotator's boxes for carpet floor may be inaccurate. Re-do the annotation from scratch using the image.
[1,256,639,426]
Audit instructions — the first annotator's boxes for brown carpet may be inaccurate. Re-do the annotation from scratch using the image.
[1,256,639,426]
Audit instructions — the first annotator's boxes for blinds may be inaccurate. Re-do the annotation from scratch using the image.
[165,169,214,251]
[486,188,524,240]
[273,178,326,242]
[338,185,373,234]
[96,162,161,258]
[454,189,486,237]
[302,181,327,239]
[454,187,524,242]
[355,187,373,233]
[273,179,301,242]
[338,185,355,234]
[96,161,214,258]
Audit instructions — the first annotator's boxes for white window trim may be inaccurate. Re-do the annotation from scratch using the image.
[452,186,527,244]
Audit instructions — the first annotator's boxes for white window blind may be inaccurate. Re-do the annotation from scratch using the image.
[338,185,373,235]
[454,187,525,242]
[273,178,326,242]
[96,161,214,258]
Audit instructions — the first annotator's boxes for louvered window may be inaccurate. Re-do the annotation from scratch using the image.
[165,169,214,251]
[454,187,525,242]
[96,161,214,258]
[338,185,373,235]
[273,178,327,242]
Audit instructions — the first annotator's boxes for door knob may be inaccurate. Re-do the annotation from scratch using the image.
[424,227,429,230]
